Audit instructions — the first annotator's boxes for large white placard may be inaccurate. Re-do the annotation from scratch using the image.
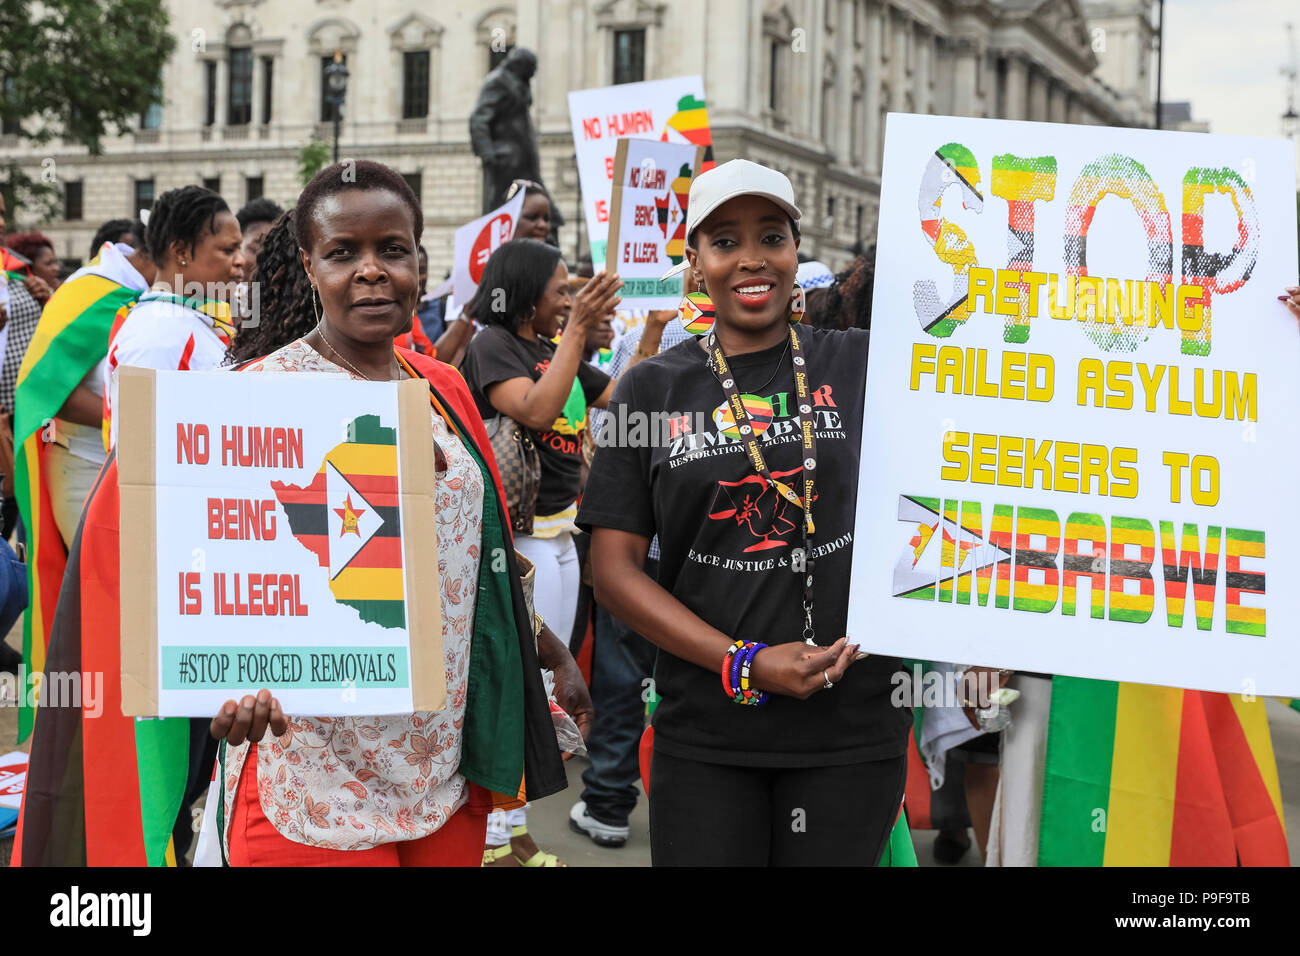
[451,191,526,308]
[567,75,711,264]
[605,138,704,309]
[118,369,445,717]
[848,113,1300,696]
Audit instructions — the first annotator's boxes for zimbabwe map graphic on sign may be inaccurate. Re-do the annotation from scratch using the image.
[270,414,405,629]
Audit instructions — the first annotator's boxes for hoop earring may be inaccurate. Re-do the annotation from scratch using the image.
[790,283,806,324]
[311,285,321,324]
[679,290,715,335]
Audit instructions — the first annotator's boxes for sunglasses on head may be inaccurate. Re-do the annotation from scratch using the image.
[505,179,545,200]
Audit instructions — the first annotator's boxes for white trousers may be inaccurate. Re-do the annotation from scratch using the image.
[46,444,103,549]
[513,531,580,648]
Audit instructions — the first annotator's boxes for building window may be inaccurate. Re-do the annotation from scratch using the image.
[402,50,430,119]
[246,176,263,202]
[261,57,274,124]
[133,178,155,217]
[856,203,864,247]
[139,83,162,129]
[613,29,645,85]
[204,61,217,127]
[995,56,1007,118]
[489,45,513,72]
[203,176,220,193]
[403,172,422,204]
[64,181,83,221]
[320,55,348,123]
[228,47,252,125]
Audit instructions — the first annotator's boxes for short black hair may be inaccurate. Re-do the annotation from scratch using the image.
[89,218,146,259]
[236,197,285,233]
[463,238,563,332]
[294,160,423,250]
[146,185,230,267]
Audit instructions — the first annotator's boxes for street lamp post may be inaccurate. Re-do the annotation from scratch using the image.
[324,49,350,164]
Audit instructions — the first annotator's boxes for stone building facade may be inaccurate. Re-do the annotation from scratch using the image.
[2,0,1157,274]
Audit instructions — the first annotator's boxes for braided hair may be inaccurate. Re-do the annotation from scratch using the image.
[294,160,423,250]
[145,185,230,267]
[225,211,316,366]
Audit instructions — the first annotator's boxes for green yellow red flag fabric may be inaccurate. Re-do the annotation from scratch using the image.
[12,253,141,741]
[1039,677,1288,866]
[12,453,189,866]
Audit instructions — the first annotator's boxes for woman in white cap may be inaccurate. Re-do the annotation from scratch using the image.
[577,159,911,865]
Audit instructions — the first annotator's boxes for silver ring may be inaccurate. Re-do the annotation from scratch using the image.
[823,670,834,689]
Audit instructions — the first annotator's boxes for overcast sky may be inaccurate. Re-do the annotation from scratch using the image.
[1161,0,1297,140]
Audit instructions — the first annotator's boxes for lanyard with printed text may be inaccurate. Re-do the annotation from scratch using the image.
[706,324,821,645]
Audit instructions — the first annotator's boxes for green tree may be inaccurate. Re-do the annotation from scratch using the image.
[298,139,330,186]
[0,0,175,219]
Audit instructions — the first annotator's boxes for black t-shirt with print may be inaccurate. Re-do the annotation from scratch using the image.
[577,326,911,767]
[463,325,610,515]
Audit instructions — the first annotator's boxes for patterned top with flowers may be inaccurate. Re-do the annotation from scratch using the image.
[221,339,484,850]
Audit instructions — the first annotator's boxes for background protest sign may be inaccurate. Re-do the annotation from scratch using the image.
[567,75,713,264]
[849,112,1300,696]
[451,190,526,309]
[117,367,445,717]
[605,138,705,309]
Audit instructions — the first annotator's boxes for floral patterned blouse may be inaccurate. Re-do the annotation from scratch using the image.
[222,339,484,850]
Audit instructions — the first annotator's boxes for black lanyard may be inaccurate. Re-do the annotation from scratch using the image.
[705,324,820,645]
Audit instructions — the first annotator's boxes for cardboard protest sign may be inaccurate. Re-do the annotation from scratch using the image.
[849,113,1300,696]
[605,138,705,309]
[568,75,713,263]
[451,191,526,309]
[118,367,445,716]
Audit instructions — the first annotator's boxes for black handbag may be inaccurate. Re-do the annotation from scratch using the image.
[484,415,541,535]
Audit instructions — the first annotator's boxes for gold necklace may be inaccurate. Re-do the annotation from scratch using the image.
[315,320,397,381]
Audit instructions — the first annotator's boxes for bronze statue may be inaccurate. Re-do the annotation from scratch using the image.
[469,47,544,214]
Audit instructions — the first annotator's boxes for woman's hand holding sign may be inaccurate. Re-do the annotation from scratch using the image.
[211,689,289,745]
[1283,286,1300,321]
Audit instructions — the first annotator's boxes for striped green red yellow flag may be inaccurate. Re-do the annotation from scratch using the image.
[13,272,137,741]
[1039,677,1288,865]
[271,414,405,629]
[13,456,189,866]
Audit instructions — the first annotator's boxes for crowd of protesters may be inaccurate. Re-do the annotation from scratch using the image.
[5,155,1293,868]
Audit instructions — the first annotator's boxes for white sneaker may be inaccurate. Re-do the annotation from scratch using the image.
[568,801,629,847]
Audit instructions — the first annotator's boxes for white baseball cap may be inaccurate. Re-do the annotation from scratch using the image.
[660,159,802,280]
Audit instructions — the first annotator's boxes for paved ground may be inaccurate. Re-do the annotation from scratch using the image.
[4,617,1299,866]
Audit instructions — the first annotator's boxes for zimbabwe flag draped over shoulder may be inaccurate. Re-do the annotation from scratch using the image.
[13,347,565,865]
[13,252,141,742]
[12,452,189,866]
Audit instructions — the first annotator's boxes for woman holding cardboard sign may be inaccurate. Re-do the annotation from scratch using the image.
[578,160,912,866]
[207,161,588,866]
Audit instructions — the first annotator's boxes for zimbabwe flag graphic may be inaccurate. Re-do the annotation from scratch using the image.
[270,413,405,629]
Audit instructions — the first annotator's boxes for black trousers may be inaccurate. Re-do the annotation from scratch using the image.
[648,748,907,866]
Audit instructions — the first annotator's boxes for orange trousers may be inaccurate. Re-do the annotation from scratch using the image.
[227,745,487,866]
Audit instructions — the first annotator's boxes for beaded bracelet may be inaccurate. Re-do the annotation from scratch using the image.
[721,640,746,699]
[720,640,770,706]
[738,643,769,705]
